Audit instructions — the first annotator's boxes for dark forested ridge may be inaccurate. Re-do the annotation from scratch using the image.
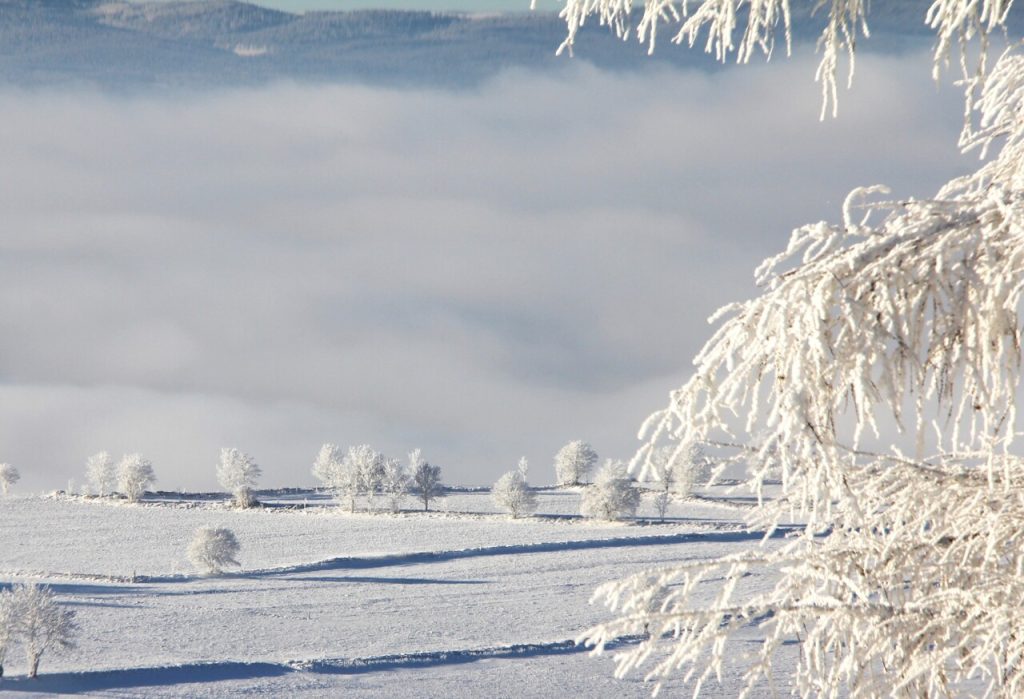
[0,0,993,88]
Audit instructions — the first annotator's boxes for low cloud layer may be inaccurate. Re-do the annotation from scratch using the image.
[0,52,971,490]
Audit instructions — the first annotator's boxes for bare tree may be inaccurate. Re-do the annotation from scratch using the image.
[0,464,19,496]
[409,449,443,512]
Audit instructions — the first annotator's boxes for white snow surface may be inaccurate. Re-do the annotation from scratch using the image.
[0,486,786,697]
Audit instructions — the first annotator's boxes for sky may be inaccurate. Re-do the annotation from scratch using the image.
[0,49,973,493]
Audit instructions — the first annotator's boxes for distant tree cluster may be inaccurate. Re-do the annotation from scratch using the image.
[312,444,442,513]
[0,584,76,680]
[82,452,156,503]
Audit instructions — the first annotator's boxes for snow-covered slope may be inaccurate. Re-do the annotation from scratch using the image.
[0,487,787,697]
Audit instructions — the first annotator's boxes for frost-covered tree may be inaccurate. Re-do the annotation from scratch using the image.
[579,48,1024,699]
[540,0,1014,119]
[580,460,641,521]
[85,451,116,497]
[0,588,15,679]
[348,444,385,512]
[647,442,703,520]
[116,453,155,503]
[11,584,76,679]
[380,456,411,513]
[216,448,262,508]
[410,449,443,512]
[0,464,19,496]
[311,443,343,490]
[554,440,598,486]
[493,458,539,518]
[188,526,241,575]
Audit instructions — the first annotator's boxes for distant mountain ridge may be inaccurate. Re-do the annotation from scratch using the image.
[0,0,1006,88]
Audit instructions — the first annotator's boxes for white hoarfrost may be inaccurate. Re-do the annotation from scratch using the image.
[580,460,641,521]
[116,454,156,503]
[581,48,1024,699]
[554,440,599,486]
[188,526,241,575]
[216,448,262,508]
[85,451,116,497]
[0,463,20,496]
[493,458,539,518]
[539,0,1015,119]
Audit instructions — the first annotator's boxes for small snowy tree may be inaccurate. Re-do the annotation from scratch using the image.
[0,464,19,496]
[117,453,155,503]
[216,447,262,508]
[85,451,116,497]
[410,449,443,512]
[11,584,76,679]
[380,456,411,513]
[554,440,598,486]
[0,588,15,679]
[188,526,240,575]
[580,460,641,521]
[493,458,539,518]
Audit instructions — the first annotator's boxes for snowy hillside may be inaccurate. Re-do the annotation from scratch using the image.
[0,485,789,697]
[0,0,961,88]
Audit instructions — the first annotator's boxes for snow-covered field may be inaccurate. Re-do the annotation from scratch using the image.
[0,487,788,697]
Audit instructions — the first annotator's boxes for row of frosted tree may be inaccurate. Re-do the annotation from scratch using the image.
[1,439,706,523]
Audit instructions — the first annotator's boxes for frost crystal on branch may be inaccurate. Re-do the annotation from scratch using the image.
[582,48,1024,698]
[539,0,1018,118]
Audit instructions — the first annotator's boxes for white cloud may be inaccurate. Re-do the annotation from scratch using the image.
[0,52,971,490]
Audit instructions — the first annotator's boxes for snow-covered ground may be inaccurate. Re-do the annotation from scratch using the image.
[0,486,788,697]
